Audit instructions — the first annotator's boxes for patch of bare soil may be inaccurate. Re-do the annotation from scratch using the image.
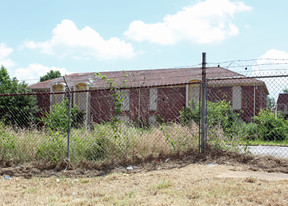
[217,171,288,181]
[1,147,288,178]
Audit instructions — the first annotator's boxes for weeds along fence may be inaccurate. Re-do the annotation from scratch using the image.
[1,70,288,165]
[0,85,200,164]
[205,74,288,158]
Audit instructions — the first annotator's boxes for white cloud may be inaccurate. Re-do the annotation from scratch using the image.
[253,49,288,100]
[0,43,15,68]
[124,0,251,45]
[13,63,69,85]
[254,49,288,75]
[25,19,135,60]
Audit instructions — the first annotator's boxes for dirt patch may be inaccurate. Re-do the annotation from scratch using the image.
[1,147,288,178]
[218,171,288,181]
[1,164,288,205]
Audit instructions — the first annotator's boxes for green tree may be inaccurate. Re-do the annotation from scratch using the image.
[283,88,288,93]
[40,70,61,82]
[266,96,275,109]
[0,66,39,127]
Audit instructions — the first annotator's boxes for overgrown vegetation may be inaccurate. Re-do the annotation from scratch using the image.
[0,66,39,128]
[0,122,199,164]
[1,94,288,164]
[180,99,288,143]
[40,99,85,132]
[180,99,240,137]
[253,109,288,141]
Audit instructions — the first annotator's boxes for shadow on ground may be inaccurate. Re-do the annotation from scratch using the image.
[1,146,288,178]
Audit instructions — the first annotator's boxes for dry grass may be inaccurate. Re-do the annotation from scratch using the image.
[1,164,288,205]
[0,122,200,165]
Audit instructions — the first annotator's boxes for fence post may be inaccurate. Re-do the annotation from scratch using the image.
[200,52,207,153]
[63,76,71,162]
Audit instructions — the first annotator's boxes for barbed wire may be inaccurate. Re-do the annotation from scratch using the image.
[14,58,288,84]
[208,58,288,65]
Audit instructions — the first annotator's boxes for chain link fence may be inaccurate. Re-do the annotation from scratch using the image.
[0,85,200,164]
[1,70,288,165]
[205,74,288,158]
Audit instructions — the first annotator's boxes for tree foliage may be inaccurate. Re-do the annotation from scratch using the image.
[40,70,61,82]
[266,96,275,109]
[0,66,39,127]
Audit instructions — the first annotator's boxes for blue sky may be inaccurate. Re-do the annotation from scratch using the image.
[1,0,288,84]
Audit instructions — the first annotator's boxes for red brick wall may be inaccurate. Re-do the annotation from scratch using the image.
[36,93,50,115]
[207,86,232,103]
[89,87,186,124]
[241,86,266,122]
[207,85,267,122]
[90,90,114,123]
[158,87,186,122]
[129,88,150,124]
[35,85,267,124]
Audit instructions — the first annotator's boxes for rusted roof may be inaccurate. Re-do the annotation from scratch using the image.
[29,67,268,94]
[277,93,288,105]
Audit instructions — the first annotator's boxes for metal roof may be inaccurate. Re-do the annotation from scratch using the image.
[29,67,268,94]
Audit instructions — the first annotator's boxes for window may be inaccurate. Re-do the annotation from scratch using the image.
[192,86,200,103]
[149,88,157,111]
[232,86,241,110]
[186,84,200,108]
[118,89,130,111]
[74,83,88,111]
[51,83,65,106]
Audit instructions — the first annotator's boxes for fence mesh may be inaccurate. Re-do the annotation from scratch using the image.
[0,86,200,164]
[1,72,288,165]
[206,75,288,159]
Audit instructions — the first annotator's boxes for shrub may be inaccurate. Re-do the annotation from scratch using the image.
[41,99,85,132]
[253,109,288,141]
[238,122,260,140]
[180,99,240,136]
[179,100,200,125]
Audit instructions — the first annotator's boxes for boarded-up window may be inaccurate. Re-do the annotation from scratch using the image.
[75,83,88,111]
[232,86,241,110]
[149,88,157,111]
[51,84,64,106]
[192,86,200,103]
[118,89,129,111]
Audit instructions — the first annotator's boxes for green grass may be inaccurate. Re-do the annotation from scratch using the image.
[151,180,172,190]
